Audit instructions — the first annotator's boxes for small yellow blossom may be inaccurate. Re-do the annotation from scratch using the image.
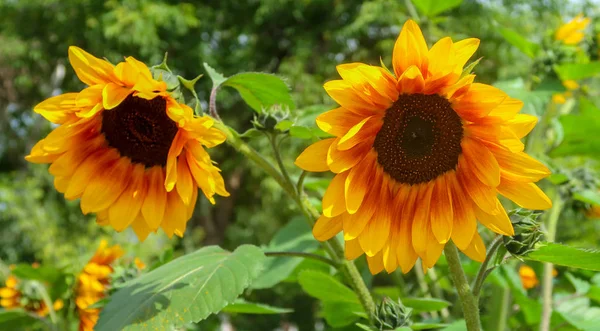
[555,14,590,45]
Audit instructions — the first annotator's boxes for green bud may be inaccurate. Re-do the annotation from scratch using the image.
[251,105,291,133]
[374,297,412,331]
[503,209,544,257]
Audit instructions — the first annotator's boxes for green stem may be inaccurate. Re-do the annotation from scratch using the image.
[445,242,481,331]
[472,235,504,299]
[485,286,510,331]
[297,170,307,194]
[265,251,338,268]
[540,194,564,331]
[217,121,376,322]
[404,0,421,21]
[269,133,294,188]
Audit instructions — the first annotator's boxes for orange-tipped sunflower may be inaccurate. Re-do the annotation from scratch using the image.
[26,47,229,241]
[555,14,590,45]
[295,20,552,274]
[0,272,64,317]
[75,240,123,331]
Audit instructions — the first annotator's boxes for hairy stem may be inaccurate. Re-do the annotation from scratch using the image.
[472,235,504,299]
[216,121,376,322]
[540,195,564,331]
[445,242,481,331]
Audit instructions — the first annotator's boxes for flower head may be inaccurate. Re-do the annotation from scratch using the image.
[0,270,64,317]
[76,240,123,331]
[555,14,590,45]
[26,47,229,241]
[295,20,551,274]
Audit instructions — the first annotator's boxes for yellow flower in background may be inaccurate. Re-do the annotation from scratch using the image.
[295,20,552,274]
[519,265,538,289]
[134,257,147,270]
[76,240,123,331]
[552,80,579,105]
[555,14,590,45]
[0,273,64,317]
[26,47,229,241]
[587,204,600,219]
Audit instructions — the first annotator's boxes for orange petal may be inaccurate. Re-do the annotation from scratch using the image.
[411,184,433,256]
[316,107,365,137]
[345,153,375,214]
[140,167,167,230]
[473,202,514,236]
[461,231,486,262]
[345,239,364,260]
[323,172,349,218]
[393,20,428,78]
[430,174,453,244]
[295,138,335,172]
[449,174,477,250]
[313,214,343,241]
[34,93,80,124]
[68,46,115,86]
[498,179,552,210]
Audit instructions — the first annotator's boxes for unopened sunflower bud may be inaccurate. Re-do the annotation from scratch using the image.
[374,297,412,331]
[503,209,544,257]
[251,105,291,133]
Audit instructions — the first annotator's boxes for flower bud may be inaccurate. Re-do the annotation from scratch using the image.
[374,297,412,331]
[503,209,544,257]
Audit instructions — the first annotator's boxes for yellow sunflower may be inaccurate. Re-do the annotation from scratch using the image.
[295,20,552,274]
[26,47,229,241]
[75,240,123,331]
[0,272,64,317]
[555,14,590,45]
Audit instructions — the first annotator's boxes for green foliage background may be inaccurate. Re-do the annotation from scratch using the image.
[1,0,600,330]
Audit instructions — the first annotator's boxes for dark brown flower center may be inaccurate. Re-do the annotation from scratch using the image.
[373,93,463,185]
[101,94,178,167]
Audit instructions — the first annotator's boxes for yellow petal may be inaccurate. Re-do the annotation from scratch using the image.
[80,158,131,214]
[449,174,477,250]
[313,214,343,241]
[316,107,365,137]
[327,137,372,173]
[359,186,392,256]
[161,191,188,238]
[345,153,375,214]
[411,184,433,256]
[176,153,194,205]
[34,93,80,124]
[338,116,381,151]
[345,239,364,260]
[452,38,480,70]
[474,202,514,236]
[131,214,152,242]
[430,175,453,244]
[461,137,500,187]
[461,231,486,262]
[107,164,147,231]
[366,251,385,275]
[498,179,552,210]
[397,65,425,94]
[506,114,538,139]
[322,172,349,218]
[393,20,428,78]
[68,46,115,86]
[102,83,132,110]
[141,167,167,230]
[295,138,335,172]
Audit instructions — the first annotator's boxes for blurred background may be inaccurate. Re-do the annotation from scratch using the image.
[1,0,600,330]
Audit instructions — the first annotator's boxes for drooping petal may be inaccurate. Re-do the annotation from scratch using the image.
[140,167,167,230]
[461,231,486,262]
[322,172,349,218]
[498,179,552,210]
[345,153,375,214]
[313,214,343,241]
[430,174,453,244]
[68,46,115,86]
[34,93,80,124]
[295,138,335,172]
[316,107,365,137]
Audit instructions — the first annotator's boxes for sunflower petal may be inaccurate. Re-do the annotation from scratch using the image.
[393,20,428,77]
[323,172,349,218]
[295,138,335,172]
[313,214,343,241]
[498,179,552,210]
[68,46,115,86]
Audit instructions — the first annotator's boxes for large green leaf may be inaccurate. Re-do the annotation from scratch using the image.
[223,73,295,113]
[402,298,451,313]
[0,310,44,330]
[222,299,293,314]
[298,270,360,304]
[298,270,364,327]
[411,0,462,17]
[554,62,600,80]
[251,217,320,289]
[498,28,539,58]
[573,190,600,206]
[550,98,600,158]
[525,243,600,271]
[96,245,266,331]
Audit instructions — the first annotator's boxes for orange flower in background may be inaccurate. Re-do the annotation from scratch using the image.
[587,205,600,219]
[295,20,552,274]
[552,80,579,105]
[555,14,590,45]
[26,46,229,241]
[0,273,64,317]
[75,240,123,331]
[519,265,539,289]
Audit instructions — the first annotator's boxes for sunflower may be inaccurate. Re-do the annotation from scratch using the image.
[295,20,552,274]
[26,46,229,241]
[0,272,64,317]
[555,14,590,45]
[75,240,123,331]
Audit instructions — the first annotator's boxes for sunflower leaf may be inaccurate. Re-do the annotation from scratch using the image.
[95,245,266,331]
[525,243,600,271]
[550,97,600,158]
[203,62,227,87]
[554,62,600,81]
[572,190,600,206]
[412,0,462,17]
[498,28,539,58]
[222,72,296,113]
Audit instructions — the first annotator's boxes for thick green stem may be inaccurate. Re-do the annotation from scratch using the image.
[540,195,564,331]
[217,122,376,322]
[472,235,503,299]
[445,242,481,331]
